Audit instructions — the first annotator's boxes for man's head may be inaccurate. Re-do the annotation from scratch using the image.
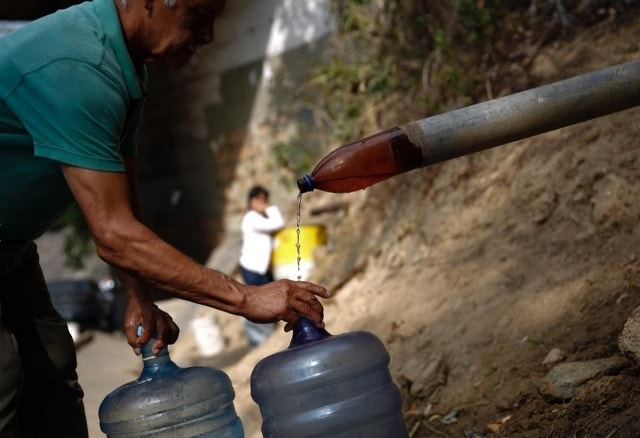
[117,0,226,68]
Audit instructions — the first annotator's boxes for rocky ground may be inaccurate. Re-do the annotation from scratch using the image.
[46,13,640,438]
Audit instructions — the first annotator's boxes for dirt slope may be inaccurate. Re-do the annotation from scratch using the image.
[221,18,640,438]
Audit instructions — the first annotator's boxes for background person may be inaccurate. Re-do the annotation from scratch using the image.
[239,186,285,347]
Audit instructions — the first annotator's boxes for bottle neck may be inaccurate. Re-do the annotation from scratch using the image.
[138,343,179,380]
[289,317,331,348]
[297,175,315,193]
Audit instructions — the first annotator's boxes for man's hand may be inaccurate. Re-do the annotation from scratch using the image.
[241,280,330,331]
[123,293,179,355]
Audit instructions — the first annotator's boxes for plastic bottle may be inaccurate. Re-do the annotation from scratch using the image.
[98,328,244,438]
[297,127,422,194]
[298,59,640,194]
[250,318,408,438]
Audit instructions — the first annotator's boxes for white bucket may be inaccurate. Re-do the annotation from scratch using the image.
[190,316,225,357]
[67,322,81,344]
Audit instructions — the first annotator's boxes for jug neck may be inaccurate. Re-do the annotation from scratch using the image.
[289,318,331,348]
[138,331,180,379]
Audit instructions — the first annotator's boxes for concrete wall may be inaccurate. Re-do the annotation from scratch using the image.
[138,0,334,262]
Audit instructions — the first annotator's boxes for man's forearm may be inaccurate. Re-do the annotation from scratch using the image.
[96,221,246,315]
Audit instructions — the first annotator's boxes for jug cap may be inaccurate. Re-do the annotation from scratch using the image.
[289,317,331,348]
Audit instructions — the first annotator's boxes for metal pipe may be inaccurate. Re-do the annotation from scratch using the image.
[401,59,640,166]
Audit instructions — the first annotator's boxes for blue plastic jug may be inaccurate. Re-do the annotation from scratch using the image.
[99,330,244,437]
[250,318,408,437]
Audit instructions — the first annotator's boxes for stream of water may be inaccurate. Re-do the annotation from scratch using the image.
[295,193,302,281]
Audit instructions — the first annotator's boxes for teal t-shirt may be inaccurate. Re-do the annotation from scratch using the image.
[0,0,146,256]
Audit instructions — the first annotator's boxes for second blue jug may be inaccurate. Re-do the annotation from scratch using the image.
[250,318,408,437]
[99,327,244,437]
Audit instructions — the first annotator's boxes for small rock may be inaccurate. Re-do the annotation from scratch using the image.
[530,190,558,224]
[591,174,635,225]
[530,53,560,80]
[538,356,630,400]
[619,306,640,363]
[399,354,447,398]
[542,347,567,366]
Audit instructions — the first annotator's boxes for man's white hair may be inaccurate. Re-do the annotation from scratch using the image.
[119,0,177,7]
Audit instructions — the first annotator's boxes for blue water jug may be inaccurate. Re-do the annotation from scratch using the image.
[98,329,244,437]
[250,318,408,437]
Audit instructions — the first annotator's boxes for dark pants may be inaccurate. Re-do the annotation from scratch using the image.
[239,266,276,347]
[0,242,88,438]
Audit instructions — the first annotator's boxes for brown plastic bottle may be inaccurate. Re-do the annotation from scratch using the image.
[297,60,640,194]
[297,127,423,193]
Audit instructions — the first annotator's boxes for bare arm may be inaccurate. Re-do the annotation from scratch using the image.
[116,156,180,353]
[61,165,329,330]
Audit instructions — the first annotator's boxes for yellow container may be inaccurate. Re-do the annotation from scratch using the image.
[272,225,326,281]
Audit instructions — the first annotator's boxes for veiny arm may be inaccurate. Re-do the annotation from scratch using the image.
[116,156,179,354]
[61,164,329,331]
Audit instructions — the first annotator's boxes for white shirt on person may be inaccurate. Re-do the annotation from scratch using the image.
[239,205,284,275]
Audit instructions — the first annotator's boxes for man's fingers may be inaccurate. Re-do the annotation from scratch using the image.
[156,316,180,344]
[294,281,331,298]
[298,292,324,314]
[149,313,180,354]
[284,282,327,328]
[291,297,324,328]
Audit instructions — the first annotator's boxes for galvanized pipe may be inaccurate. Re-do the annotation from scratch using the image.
[401,59,640,166]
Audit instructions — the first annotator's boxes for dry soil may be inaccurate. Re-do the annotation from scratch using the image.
[215,18,640,438]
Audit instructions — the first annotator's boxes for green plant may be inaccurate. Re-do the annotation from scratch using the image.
[301,0,505,152]
[455,0,503,43]
[271,139,319,178]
